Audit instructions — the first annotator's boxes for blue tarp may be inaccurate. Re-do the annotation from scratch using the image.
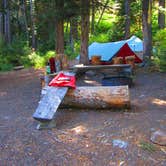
[88,40,126,61]
[126,35,143,52]
[77,35,143,61]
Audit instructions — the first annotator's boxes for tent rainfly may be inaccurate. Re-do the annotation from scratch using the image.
[77,35,143,63]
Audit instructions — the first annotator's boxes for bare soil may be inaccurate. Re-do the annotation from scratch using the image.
[0,67,166,166]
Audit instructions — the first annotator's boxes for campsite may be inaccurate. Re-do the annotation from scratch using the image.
[0,1,166,166]
[0,66,166,165]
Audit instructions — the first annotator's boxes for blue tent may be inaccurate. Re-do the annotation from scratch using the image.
[77,35,143,62]
[126,35,143,52]
[88,40,126,61]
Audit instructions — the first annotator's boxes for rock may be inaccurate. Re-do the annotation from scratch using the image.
[150,130,166,146]
[112,139,128,149]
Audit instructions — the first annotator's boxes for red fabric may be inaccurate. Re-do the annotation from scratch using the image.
[49,57,56,73]
[100,61,113,65]
[116,43,142,63]
[49,72,76,89]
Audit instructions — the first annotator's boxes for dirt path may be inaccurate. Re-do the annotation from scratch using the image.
[0,68,166,166]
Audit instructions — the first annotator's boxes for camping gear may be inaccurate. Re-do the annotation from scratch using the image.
[46,62,51,74]
[76,36,143,63]
[49,57,56,73]
[127,35,143,53]
[49,72,76,89]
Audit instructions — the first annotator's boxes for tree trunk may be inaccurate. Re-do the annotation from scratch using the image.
[70,17,78,52]
[21,0,29,42]
[158,0,165,29]
[91,0,95,34]
[69,20,74,52]
[0,12,3,37]
[96,0,109,27]
[55,0,64,54]
[124,0,130,39]
[55,20,64,54]
[62,86,130,109]
[80,0,90,65]
[30,0,36,50]
[142,0,152,60]
[3,0,11,43]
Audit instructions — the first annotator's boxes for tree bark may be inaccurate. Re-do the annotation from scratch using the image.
[80,0,90,65]
[70,17,78,52]
[55,20,64,54]
[3,0,11,43]
[20,0,29,42]
[91,0,95,34]
[55,0,64,54]
[30,0,36,50]
[0,12,3,37]
[62,86,130,109]
[158,0,165,29]
[142,0,152,60]
[124,0,130,39]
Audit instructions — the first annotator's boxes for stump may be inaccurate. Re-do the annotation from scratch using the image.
[91,55,101,65]
[125,56,135,69]
[113,57,123,64]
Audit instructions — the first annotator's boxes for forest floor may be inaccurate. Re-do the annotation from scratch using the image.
[0,66,166,166]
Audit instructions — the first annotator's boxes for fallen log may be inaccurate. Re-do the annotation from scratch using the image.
[34,85,130,128]
[33,85,130,122]
[62,85,130,109]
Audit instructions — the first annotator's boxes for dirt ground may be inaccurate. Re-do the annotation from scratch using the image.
[0,67,166,166]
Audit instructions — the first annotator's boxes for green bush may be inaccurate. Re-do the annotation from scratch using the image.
[0,36,33,71]
[89,33,109,43]
[154,28,166,72]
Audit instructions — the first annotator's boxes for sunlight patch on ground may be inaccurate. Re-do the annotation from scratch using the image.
[152,98,166,106]
[71,125,88,134]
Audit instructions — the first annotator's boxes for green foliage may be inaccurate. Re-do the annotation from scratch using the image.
[90,33,109,43]
[95,20,113,34]
[0,36,56,71]
[153,28,166,72]
[0,36,31,71]
[139,141,156,153]
[27,52,45,68]
[27,50,56,68]
[107,17,124,41]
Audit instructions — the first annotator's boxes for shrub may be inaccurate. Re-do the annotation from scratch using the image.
[89,33,109,43]
[153,28,166,71]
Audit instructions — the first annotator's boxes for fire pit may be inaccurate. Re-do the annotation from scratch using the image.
[102,76,132,87]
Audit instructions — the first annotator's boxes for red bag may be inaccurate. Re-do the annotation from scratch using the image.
[49,72,76,89]
[49,57,56,73]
